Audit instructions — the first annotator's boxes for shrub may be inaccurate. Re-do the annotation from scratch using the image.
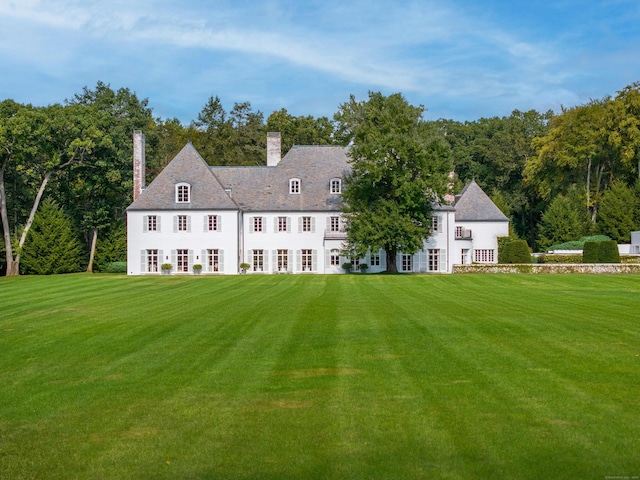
[358,263,368,273]
[499,238,531,264]
[598,240,621,263]
[161,263,173,271]
[497,236,512,263]
[104,262,127,273]
[582,242,600,263]
[537,255,583,264]
[341,262,353,273]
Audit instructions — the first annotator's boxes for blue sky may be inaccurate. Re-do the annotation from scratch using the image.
[1,0,639,124]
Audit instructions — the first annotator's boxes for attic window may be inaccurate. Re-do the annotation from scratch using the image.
[330,178,342,194]
[176,183,191,203]
[289,178,300,194]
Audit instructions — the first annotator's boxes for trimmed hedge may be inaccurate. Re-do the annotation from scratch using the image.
[582,241,600,263]
[104,262,127,273]
[582,240,621,264]
[499,238,531,264]
[537,255,584,264]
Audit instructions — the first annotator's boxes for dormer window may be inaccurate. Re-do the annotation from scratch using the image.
[176,183,191,203]
[330,178,342,194]
[289,178,300,194]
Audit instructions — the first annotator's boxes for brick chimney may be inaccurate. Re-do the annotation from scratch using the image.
[267,132,281,166]
[133,130,146,201]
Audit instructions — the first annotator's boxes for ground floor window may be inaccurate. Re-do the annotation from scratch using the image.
[461,249,470,265]
[370,252,381,266]
[330,249,340,266]
[401,254,412,271]
[252,249,264,271]
[207,249,220,272]
[301,249,313,271]
[147,249,159,272]
[177,249,189,272]
[474,249,495,263]
[428,249,439,272]
[277,249,289,271]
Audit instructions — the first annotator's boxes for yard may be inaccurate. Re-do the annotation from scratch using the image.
[1,273,639,479]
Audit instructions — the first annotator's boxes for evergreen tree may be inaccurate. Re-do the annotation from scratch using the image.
[21,198,85,274]
[537,192,590,251]
[596,182,638,242]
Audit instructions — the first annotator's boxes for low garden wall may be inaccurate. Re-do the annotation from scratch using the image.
[453,263,640,274]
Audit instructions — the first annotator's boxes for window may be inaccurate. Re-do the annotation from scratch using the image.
[277,249,289,271]
[177,249,189,272]
[432,215,441,233]
[330,216,341,232]
[401,254,412,271]
[301,216,312,232]
[370,253,381,267]
[301,249,313,271]
[252,249,264,271]
[474,249,495,263]
[147,215,158,232]
[330,250,340,266]
[330,178,341,194]
[289,178,300,194]
[428,249,439,272]
[207,215,219,232]
[176,183,190,203]
[146,249,159,272]
[177,215,188,232]
[278,216,288,232]
[207,249,220,272]
[456,226,471,239]
[253,217,263,233]
[461,249,470,265]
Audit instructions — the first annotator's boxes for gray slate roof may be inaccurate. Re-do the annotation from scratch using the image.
[453,180,509,222]
[212,146,350,212]
[127,142,238,211]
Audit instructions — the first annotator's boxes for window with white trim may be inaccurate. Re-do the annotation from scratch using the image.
[147,215,158,232]
[277,249,289,271]
[278,216,288,232]
[146,249,159,272]
[428,249,439,272]
[177,215,188,232]
[330,250,340,266]
[302,216,312,232]
[176,183,191,203]
[289,178,300,194]
[252,249,264,271]
[207,249,220,272]
[370,253,380,266]
[253,217,263,233]
[474,249,495,263]
[301,249,313,271]
[401,254,412,271]
[432,215,441,233]
[330,216,341,232]
[330,178,341,194]
[177,249,189,272]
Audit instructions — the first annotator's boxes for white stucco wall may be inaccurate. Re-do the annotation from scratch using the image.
[127,210,239,275]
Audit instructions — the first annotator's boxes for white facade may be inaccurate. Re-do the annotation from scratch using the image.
[126,133,509,275]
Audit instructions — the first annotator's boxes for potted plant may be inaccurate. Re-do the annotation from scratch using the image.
[192,264,202,274]
[161,263,172,274]
[359,263,368,273]
[239,262,251,274]
[342,262,352,273]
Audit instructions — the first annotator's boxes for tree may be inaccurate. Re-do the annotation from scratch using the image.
[334,92,451,272]
[266,108,336,155]
[596,182,638,243]
[536,189,591,251]
[20,198,85,274]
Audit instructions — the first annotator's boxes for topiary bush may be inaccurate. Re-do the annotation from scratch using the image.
[582,241,600,263]
[508,240,531,264]
[598,240,621,263]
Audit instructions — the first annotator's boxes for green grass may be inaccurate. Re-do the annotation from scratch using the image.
[1,273,639,479]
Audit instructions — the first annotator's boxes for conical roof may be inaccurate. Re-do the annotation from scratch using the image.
[454,180,509,222]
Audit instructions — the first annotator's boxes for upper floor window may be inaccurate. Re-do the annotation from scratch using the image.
[289,178,300,194]
[145,215,159,232]
[301,216,312,232]
[253,216,263,233]
[176,215,189,232]
[207,215,219,232]
[330,178,342,194]
[330,216,341,232]
[432,215,442,233]
[278,216,288,232]
[176,183,191,203]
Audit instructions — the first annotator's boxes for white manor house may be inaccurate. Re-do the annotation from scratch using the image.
[126,131,508,275]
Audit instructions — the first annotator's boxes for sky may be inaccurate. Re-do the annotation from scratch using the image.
[1,0,639,124]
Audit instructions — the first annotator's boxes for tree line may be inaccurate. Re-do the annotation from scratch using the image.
[2,80,640,275]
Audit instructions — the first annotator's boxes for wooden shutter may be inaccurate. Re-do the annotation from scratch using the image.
[249,217,254,233]
[298,217,303,233]
[272,251,278,272]
[287,217,291,233]
[171,250,176,268]
[218,215,222,232]
[173,216,177,233]
[187,216,191,232]
[296,250,301,272]
[140,250,146,273]
[156,216,161,233]
[143,216,148,233]
[311,217,315,233]
[219,250,224,272]
[189,250,194,268]
[203,216,208,232]
[312,250,317,272]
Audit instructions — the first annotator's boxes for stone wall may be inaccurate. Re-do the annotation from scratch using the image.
[453,263,640,274]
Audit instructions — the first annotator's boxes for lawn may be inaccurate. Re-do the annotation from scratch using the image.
[1,273,639,479]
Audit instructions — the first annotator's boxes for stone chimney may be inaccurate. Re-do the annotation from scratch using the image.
[267,132,281,166]
[443,171,455,205]
[133,130,146,201]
